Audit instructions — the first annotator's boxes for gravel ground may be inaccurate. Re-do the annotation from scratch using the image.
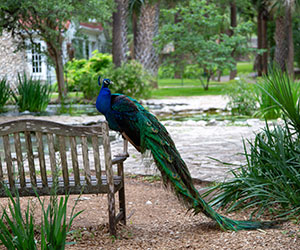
[0,177,298,250]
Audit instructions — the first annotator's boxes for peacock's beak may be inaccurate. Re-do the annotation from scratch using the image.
[110,81,114,85]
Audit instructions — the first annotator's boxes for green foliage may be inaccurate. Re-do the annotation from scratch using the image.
[156,0,254,90]
[66,54,152,100]
[12,73,52,113]
[65,51,113,98]
[226,79,257,116]
[205,122,300,219]
[0,186,82,249]
[258,67,300,130]
[38,193,83,249]
[104,60,152,99]
[0,187,37,250]
[205,68,300,220]
[0,0,114,57]
[254,79,282,119]
[0,77,11,112]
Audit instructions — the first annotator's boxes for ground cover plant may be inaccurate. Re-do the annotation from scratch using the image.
[204,68,300,220]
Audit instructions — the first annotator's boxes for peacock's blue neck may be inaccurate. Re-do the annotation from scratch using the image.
[96,86,111,115]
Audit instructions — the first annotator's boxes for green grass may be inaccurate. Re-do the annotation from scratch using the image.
[223,62,254,76]
[152,80,233,98]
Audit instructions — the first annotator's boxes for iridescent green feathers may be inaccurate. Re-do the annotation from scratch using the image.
[96,86,275,231]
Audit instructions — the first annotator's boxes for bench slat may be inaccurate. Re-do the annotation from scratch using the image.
[92,136,102,185]
[70,136,80,186]
[36,132,48,187]
[14,133,26,188]
[47,133,57,179]
[58,135,69,187]
[0,119,104,137]
[3,135,15,189]
[81,136,91,187]
[25,131,37,187]
[0,155,3,187]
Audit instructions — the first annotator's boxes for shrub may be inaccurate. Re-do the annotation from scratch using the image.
[158,64,175,79]
[12,73,52,112]
[0,77,11,112]
[65,51,113,97]
[104,60,152,99]
[226,79,257,116]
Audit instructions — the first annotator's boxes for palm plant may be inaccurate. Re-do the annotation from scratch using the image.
[259,67,300,130]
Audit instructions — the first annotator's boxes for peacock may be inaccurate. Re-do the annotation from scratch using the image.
[95,77,274,231]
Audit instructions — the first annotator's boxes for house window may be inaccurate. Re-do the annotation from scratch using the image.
[32,43,42,73]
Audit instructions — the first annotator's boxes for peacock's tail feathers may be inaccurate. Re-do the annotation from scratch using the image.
[138,111,276,231]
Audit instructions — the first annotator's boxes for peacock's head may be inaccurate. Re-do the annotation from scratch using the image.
[98,76,113,88]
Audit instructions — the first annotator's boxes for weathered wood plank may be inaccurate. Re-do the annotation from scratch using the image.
[58,135,69,187]
[13,133,26,188]
[102,122,116,235]
[0,155,3,187]
[0,119,103,136]
[47,133,57,180]
[36,132,48,187]
[0,175,123,197]
[3,135,15,189]
[117,162,126,225]
[81,136,91,186]
[91,136,102,185]
[24,131,36,187]
[70,136,80,186]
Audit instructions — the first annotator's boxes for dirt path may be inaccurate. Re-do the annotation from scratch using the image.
[66,178,299,249]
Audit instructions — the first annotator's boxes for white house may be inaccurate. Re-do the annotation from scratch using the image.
[0,22,106,86]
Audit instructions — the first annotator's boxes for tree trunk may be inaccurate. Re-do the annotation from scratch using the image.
[229,2,237,80]
[257,6,268,76]
[112,0,129,67]
[274,4,294,77]
[135,0,160,83]
[132,10,138,59]
[261,9,268,75]
[174,11,184,79]
[47,43,66,102]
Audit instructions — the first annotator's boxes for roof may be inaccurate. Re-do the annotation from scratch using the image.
[79,22,103,32]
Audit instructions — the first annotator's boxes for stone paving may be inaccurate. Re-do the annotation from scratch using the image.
[0,96,271,183]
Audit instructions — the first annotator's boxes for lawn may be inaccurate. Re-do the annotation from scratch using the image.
[152,79,234,98]
[152,61,254,98]
[151,84,230,98]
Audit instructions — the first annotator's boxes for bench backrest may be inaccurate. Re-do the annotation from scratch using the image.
[0,119,113,196]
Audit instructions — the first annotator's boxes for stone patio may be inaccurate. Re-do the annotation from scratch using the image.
[0,95,271,182]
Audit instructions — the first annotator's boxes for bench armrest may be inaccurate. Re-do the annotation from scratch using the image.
[112,155,128,165]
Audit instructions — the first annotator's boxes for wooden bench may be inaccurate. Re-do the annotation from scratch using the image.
[0,119,128,236]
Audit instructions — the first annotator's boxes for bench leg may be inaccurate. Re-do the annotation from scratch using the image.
[118,162,126,225]
[107,191,116,236]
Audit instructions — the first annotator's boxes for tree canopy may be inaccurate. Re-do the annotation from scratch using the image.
[0,0,114,101]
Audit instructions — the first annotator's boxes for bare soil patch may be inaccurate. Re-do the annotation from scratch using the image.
[1,177,298,249]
